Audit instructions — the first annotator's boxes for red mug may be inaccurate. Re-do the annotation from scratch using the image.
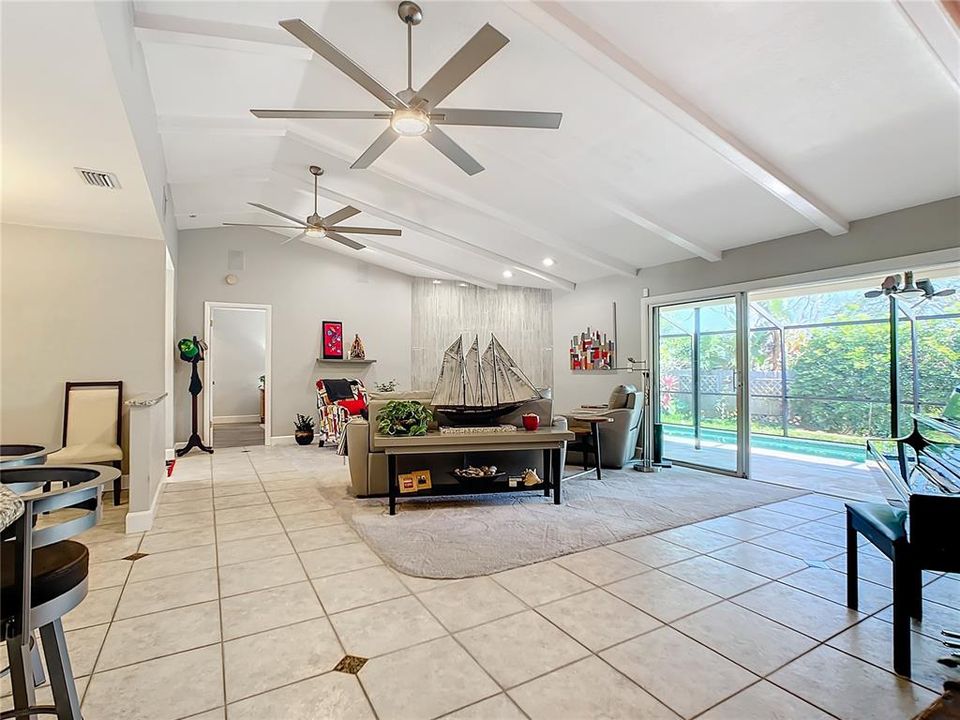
[522,413,540,431]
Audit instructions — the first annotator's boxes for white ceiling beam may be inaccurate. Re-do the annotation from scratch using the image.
[158,115,285,137]
[894,0,960,89]
[270,166,576,291]
[465,136,721,262]
[133,12,312,60]
[509,1,850,237]
[286,128,627,277]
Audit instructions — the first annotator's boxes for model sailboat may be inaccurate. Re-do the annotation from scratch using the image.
[432,334,541,425]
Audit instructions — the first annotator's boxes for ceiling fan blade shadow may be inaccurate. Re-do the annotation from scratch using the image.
[431,109,562,129]
[249,202,307,227]
[251,109,390,120]
[423,127,484,175]
[223,223,306,228]
[280,232,307,245]
[326,231,365,250]
[322,206,362,226]
[328,226,402,236]
[414,24,508,109]
[279,19,406,110]
[351,127,398,169]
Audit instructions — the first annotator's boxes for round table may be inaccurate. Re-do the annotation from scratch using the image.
[565,414,614,481]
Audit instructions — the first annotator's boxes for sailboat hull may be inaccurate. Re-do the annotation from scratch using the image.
[436,403,526,426]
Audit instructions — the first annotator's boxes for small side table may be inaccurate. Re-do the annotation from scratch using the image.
[564,414,613,481]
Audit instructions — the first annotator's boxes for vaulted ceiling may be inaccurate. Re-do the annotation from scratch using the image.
[136,1,959,289]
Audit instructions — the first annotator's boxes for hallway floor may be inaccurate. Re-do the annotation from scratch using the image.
[3,445,957,720]
[212,422,264,449]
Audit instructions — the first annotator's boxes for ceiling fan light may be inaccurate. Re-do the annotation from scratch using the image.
[391,109,430,137]
[305,226,326,238]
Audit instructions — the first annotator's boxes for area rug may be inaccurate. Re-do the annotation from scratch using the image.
[332,465,803,578]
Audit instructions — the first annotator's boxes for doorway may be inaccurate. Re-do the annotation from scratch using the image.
[203,302,271,449]
[652,294,749,476]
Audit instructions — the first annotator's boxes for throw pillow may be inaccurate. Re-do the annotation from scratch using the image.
[338,398,367,416]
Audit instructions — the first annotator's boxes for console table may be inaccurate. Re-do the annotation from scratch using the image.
[375,427,574,515]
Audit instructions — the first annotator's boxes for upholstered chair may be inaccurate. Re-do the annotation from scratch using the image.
[47,382,123,504]
[564,384,643,469]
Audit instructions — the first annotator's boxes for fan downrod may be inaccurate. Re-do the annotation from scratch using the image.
[398,1,423,26]
[309,165,324,177]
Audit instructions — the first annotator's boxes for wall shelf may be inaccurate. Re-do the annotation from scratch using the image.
[316,358,377,365]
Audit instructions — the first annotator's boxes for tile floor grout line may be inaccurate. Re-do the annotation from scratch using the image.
[243,450,383,720]
[78,488,151,710]
[212,451,233,715]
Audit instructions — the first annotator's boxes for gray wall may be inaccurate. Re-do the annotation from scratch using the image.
[0,223,167,466]
[636,196,960,297]
[211,307,265,420]
[175,227,412,442]
[411,279,553,392]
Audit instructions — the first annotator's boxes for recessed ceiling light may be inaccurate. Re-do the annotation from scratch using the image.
[502,270,513,279]
[432,279,443,284]
[458,282,469,287]
[542,257,555,267]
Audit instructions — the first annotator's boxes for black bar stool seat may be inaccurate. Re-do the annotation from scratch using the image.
[1,541,89,611]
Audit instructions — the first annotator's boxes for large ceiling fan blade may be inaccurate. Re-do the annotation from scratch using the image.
[248,202,307,227]
[251,109,390,120]
[322,205,362,226]
[431,108,562,129]
[222,223,306,228]
[326,232,366,250]
[328,226,401,237]
[279,19,406,110]
[422,127,484,175]
[414,24,509,109]
[280,232,307,246]
[351,128,398,169]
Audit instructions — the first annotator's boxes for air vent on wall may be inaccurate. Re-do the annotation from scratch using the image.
[75,167,121,190]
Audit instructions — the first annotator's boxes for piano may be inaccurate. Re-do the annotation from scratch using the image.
[866,413,960,669]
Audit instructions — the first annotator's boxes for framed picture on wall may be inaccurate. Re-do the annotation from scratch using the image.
[322,320,343,360]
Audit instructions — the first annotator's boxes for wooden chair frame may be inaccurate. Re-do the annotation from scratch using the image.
[61,381,123,506]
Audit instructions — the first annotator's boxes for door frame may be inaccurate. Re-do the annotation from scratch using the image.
[203,301,273,447]
[647,292,750,478]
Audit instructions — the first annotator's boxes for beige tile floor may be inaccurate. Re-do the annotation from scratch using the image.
[3,445,958,720]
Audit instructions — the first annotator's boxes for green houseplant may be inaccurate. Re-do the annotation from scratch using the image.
[294,413,316,446]
[377,400,431,437]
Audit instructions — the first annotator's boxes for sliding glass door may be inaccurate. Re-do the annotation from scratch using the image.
[653,294,749,476]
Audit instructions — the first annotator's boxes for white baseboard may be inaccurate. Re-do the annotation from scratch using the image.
[213,414,260,425]
[125,477,162,534]
[270,434,295,446]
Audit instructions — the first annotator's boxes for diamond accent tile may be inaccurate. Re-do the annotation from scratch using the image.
[334,654,368,674]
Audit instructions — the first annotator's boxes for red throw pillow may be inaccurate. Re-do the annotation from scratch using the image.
[337,398,366,416]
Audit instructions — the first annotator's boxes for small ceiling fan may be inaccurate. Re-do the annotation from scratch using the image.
[223,166,401,250]
[250,2,562,175]
[864,271,956,303]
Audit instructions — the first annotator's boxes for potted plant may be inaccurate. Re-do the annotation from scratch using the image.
[294,413,316,445]
[377,400,431,437]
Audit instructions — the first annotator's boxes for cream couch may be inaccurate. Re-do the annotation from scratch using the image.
[346,391,567,497]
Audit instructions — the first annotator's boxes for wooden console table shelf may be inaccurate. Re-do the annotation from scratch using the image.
[375,427,574,515]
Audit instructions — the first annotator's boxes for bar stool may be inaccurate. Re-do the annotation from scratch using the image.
[1,464,119,720]
[845,496,960,677]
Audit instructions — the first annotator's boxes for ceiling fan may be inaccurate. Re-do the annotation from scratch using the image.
[864,271,956,302]
[250,1,562,175]
[222,165,401,250]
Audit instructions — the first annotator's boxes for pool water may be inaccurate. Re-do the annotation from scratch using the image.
[662,424,867,463]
